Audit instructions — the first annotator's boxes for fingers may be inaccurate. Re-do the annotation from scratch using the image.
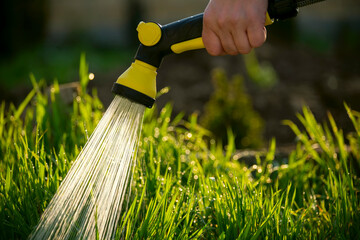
[202,0,268,56]
[232,26,252,54]
[247,26,267,48]
[202,18,225,56]
[220,32,239,56]
[203,11,246,56]
[203,12,252,55]
[245,0,268,48]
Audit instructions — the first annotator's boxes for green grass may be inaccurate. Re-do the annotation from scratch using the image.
[0,57,359,239]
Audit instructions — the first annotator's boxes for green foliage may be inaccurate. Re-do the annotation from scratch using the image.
[0,55,103,239]
[243,50,278,88]
[0,57,359,239]
[201,69,264,149]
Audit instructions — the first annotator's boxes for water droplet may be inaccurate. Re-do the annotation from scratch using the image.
[88,73,95,80]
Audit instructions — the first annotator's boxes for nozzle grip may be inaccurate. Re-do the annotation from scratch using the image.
[135,0,301,68]
[135,12,274,67]
[170,13,274,54]
[135,13,204,68]
[163,13,204,47]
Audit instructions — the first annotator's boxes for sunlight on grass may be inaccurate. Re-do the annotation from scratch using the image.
[0,57,359,239]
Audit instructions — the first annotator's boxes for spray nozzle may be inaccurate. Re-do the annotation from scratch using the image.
[112,14,204,108]
[112,60,157,108]
[112,0,325,108]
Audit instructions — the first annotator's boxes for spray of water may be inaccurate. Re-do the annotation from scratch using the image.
[30,95,145,239]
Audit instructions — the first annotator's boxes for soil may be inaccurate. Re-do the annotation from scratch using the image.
[144,40,359,145]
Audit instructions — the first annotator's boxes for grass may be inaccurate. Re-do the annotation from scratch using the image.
[0,57,359,239]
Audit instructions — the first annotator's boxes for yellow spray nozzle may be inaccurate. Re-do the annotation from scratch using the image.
[112,60,157,108]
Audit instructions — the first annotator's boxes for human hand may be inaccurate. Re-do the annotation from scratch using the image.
[202,0,268,56]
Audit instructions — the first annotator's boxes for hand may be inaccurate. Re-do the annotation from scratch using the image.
[202,0,268,56]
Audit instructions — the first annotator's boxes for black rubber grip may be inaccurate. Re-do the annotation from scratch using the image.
[296,0,324,8]
[268,0,299,20]
[112,83,155,108]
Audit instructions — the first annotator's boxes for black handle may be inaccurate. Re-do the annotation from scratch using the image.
[135,13,204,68]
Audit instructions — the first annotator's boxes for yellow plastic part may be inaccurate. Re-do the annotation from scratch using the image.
[171,11,274,54]
[171,37,204,54]
[116,60,157,99]
[265,12,274,26]
[137,21,162,46]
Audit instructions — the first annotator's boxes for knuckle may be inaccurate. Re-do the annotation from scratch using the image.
[247,8,260,24]
[218,14,239,29]
[203,12,212,25]
[228,15,239,27]
[217,15,228,28]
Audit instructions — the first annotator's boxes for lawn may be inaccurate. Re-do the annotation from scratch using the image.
[1,57,359,239]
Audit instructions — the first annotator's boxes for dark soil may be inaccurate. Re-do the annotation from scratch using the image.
[149,41,360,145]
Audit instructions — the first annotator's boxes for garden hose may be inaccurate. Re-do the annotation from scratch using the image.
[112,0,325,108]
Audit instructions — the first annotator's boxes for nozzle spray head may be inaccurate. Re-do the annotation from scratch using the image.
[112,14,204,108]
[112,21,164,108]
[112,60,157,108]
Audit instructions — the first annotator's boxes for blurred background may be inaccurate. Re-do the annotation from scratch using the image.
[0,0,359,148]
